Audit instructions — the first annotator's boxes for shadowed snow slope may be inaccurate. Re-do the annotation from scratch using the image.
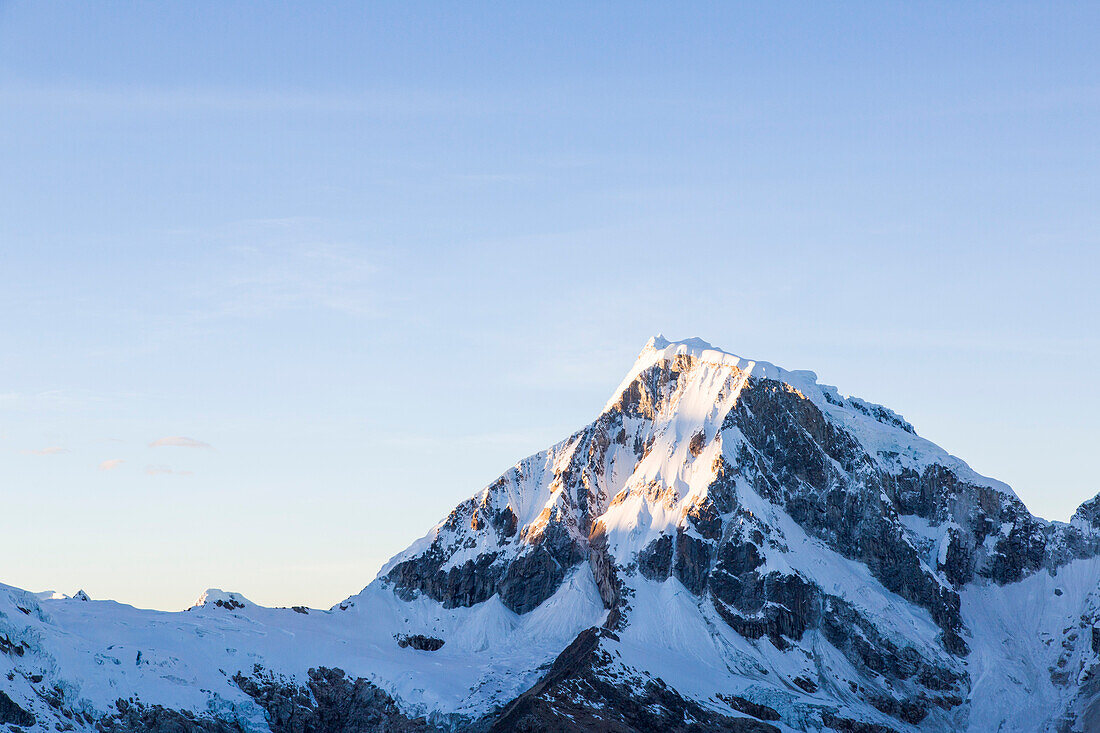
[3,336,1099,732]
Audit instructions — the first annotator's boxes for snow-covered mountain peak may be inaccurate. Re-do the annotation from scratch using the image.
[609,335,833,418]
[611,336,1016,501]
[612,335,772,409]
[189,588,253,611]
[642,334,814,382]
[3,337,1098,731]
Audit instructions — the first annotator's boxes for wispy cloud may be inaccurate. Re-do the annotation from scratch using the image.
[145,465,193,477]
[149,436,212,449]
[1,390,70,409]
[381,429,555,450]
[99,459,125,471]
[0,389,140,413]
[0,83,492,117]
[219,243,379,317]
[23,446,69,456]
[176,236,383,320]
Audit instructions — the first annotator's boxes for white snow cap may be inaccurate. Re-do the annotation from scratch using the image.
[605,334,811,412]
[647,334,818,381]
[608,335,1015,498]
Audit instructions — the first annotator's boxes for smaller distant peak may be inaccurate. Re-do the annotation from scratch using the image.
[190,588,252,611]
[73,589,91,602]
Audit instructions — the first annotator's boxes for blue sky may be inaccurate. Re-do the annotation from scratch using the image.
[1,2,1097,610]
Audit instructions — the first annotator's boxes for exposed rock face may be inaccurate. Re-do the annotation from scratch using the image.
[235,667,435,733]
[0,690,35,727]
[636,534,673,581]
[486,628,781,733]
[716,695,781,722]
[99,700,246,733]
[711,567,819,647]
[725,380,970,655]
[397,634,445,651]
[499,548,567,614]
[383,442,593,614]
[388,551,503,609]
[672,530,712,595]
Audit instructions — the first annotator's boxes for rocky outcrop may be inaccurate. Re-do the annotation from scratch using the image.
[715,695,781,722]
[235,666,437,732]
[397,634,445,651]
[100,699,245,733]
[636,534,673,581]
[388,552,503,610]
[0,690,34,728]
[505,548,571,613]
[673,529,712,596]
[710,569,820,649]
[486,627,781,733]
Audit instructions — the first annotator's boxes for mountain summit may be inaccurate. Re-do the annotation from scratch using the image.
[3,337,1100,732]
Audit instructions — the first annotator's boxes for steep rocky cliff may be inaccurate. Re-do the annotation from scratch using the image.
[3,336,1099,732]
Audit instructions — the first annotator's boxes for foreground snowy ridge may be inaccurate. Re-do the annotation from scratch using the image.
[3,336,1100,732]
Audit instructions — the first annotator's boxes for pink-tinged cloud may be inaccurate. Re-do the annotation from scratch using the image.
[149,436,212,449]
[144,465,194,477]
[23,446,69,456]
[99,459,124,471]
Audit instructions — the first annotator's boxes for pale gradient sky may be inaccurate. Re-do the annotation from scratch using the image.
[1,2,1098,611]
